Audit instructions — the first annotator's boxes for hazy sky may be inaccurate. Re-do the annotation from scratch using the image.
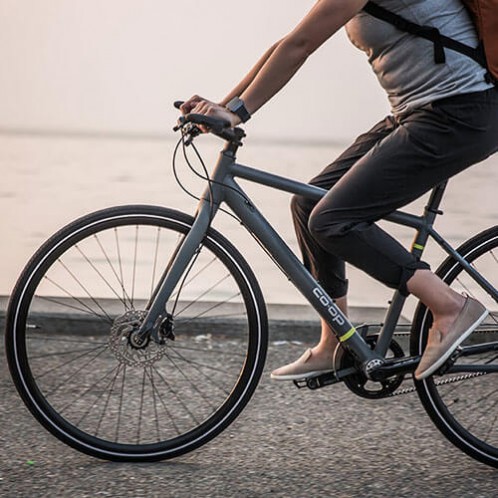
[0,1,389,142]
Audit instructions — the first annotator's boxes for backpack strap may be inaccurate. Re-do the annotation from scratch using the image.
[363,1,487,68]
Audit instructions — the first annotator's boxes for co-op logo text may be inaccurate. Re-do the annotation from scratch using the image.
[313,288,345,325]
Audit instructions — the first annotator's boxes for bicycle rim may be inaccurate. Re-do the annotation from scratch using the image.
[411,226,498,467]
[6,205,268,461]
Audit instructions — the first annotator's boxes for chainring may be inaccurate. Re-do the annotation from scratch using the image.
[336,335,406,399]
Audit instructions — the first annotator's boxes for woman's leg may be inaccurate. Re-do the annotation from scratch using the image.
[306,91,498,378]
[287,114,414,375]
[271,118,395,380]
[290,116,396,299]
[273,89,498,381]
[308,93,498,296]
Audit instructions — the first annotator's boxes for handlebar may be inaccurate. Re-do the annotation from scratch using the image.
[173,100,245,146]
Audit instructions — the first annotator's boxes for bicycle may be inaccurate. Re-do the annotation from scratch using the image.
[5,103,498,467]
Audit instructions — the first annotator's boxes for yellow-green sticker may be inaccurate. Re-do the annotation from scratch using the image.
[339,327,356,343]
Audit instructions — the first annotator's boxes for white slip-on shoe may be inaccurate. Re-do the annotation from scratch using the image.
[270,348,334,381]
[415,296,488,380]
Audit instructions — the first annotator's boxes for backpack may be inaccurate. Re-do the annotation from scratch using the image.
[363,0,498,84]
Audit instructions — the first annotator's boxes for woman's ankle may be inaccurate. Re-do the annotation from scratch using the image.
[431,293,466,337]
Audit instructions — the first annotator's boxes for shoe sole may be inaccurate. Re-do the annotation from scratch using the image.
[270,368,334,382]
[415,308,489,380]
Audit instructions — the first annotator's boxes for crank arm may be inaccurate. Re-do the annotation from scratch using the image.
[293,366,357,390]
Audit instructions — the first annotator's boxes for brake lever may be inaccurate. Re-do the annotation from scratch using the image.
[173,118,201,146]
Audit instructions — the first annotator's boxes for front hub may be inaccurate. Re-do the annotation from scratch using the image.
[109,310,170,367]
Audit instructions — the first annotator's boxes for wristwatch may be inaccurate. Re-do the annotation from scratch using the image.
[225,97,251,123]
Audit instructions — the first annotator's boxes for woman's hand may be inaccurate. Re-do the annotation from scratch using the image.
[180,95,241,129]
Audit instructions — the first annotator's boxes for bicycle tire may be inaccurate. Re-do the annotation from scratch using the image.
[6,205,268,461]
[410,225,498,468]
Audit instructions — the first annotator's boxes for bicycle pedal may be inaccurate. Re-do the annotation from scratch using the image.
[293,372,339,390]
[436,346,463,376]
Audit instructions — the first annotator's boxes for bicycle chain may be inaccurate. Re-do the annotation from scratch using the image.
[387,327,494,397]
[388,372,487,397]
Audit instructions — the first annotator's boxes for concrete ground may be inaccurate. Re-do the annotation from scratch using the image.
[1,298,497,497]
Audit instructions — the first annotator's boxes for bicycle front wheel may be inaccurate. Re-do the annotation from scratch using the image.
[6,205,268,461]
[410,226,498,468]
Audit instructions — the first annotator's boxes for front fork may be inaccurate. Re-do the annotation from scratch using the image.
[133,195,219,344]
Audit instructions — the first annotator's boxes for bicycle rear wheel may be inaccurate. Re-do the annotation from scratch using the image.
[411,226,498,468]
[6,205,268,461]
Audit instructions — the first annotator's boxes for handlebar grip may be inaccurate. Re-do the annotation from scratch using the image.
[185,113,231,132]
[174,101,230,131]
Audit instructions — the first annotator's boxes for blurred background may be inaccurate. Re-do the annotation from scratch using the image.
[1,0,496,310]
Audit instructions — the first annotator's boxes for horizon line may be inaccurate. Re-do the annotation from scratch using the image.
[0,127,348,149]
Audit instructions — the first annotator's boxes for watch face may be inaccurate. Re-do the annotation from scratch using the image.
[227,98,250,122]
[228,98,243,112]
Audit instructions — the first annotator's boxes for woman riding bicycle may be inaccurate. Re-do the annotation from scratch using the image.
[181,0,498,381]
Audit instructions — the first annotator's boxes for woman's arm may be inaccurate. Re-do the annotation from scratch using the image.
[180,40,283,115]
[182,0,367,125]
[239,0,367,115]
[219,39,283,107]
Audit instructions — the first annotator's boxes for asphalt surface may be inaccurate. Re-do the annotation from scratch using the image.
[1,328,497,498]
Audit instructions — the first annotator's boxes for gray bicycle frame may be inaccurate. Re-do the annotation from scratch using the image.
[139,141,498,367]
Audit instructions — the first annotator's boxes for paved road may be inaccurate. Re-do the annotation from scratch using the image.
[1,334,497,498]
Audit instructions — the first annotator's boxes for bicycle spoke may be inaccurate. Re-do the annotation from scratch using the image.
[35,345,107,381]
[164,350,225,404]
[491,249,498,266]
[169,254,218,302]
[94,233,133,310]
[175,292,242,325]
[150,228,161,297]
[75,244,130,309]
[167,347,232,378]
[174,274,231,318]
[38,292,111,325]
[28,336,107,345]
[55,259,114,321]
[151,364,200,425]
[95,364,123,438]
[114,228,129,309]
[484,411,498,444]
[131,226,139,308]
[115,364,127,443]
[167,348,231,396]
[145,367,182,437]
[137,367,147,445]
[170,248,202,317]
[169,344,246,357]
[29,346,105,360]
[145,367,162,441]
[71,363,122,425]
[466,397,498,433]
[175,311,249,323]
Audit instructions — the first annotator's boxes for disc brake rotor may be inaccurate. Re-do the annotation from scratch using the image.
[109,310,169,367]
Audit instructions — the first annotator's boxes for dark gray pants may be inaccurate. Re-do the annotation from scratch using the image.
[292,88,498,298]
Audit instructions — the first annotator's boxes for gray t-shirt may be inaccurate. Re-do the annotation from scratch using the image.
[346,0,493,115]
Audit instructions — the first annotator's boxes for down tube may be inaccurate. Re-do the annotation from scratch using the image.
[224,184,378,364]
